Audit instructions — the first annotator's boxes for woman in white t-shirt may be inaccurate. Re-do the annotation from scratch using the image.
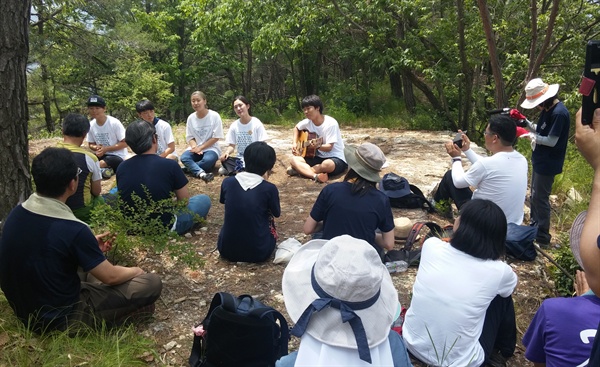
[218,95,268,175]
[403,199,518,367]
[180,91,224,182]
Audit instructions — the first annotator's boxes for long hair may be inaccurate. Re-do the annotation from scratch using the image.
[344,169,376,196]
[450,199,507,260]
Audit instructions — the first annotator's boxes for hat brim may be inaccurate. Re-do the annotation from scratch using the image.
[344,145,382,183]
[520,83,559,109]
[378,183,411,198]
[282,238,398,350]
[569,211,586,269]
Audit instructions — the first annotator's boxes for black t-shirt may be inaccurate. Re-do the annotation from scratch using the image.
[0,205,105,330]
[531,101,570,176]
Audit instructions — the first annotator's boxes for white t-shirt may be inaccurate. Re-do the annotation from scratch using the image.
[295,115,346,162]
[154,118,176,157]
[185,109,224,155]
[403,237,517,367]
[453,149,528,224]
[87,115,128,159]
[224,116,268,158]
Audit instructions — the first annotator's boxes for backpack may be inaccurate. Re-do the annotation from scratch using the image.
[379,173,436,213]
[505,223,537,261]
[384,221,453,266]
[189,292,289,367]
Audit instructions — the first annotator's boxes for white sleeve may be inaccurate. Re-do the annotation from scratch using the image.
[464,148,480,163]
[451,161,470,188]
[164,124,175,144]
[113,118,126,142]
[254,119,268,141]
[185,115,195,143]
[86,156,102,181]
[497,264,518,297]
[462,160,486,188]
[212,114,224,139]
[534,134,559,147]
[224,123,237,145]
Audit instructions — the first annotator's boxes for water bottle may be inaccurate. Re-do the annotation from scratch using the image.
[386,260,408,273]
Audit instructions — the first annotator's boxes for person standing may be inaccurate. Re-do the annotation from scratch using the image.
[180,91,224,182]
[86,95,128,177]
[521,78,570,246]
[288,95,347,183]
[218,95,268,175]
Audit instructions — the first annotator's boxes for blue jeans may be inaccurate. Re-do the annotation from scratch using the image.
[181,150,218,176]
[175,195,211,235]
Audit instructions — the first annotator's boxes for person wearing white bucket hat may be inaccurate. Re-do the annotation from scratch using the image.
[522,210,600,366]
[303,143,395,258]
[276,235,412,367]
[520,78,570,246]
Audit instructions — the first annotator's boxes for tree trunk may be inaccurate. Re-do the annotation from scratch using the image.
[477,0,507,108]
[457,0,473,131]
[0,0,33,225]
[401,71,416,114]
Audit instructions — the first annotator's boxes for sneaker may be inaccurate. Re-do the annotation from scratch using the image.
[198,172,214,182]
[218,166,228,176]
[101,168,114,179]
[287,167,298,176]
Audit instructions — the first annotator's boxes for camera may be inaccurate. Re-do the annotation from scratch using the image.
[453,132,463,148]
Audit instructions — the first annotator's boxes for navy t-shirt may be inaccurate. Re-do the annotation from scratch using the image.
[117,154,188,227]
[217,177,280,263]
[0,205,105,330]
[531,102,570,176]
[310,182,395,248]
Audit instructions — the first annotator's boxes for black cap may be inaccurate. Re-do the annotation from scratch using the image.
[87,95,106,107]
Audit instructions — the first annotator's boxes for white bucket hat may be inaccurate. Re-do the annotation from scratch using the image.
[282,235,399,363]
[569,211,586,269]
[521,78,559,109]
[344,143,386,183]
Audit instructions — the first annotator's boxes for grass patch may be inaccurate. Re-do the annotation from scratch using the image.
[0,292,156,366]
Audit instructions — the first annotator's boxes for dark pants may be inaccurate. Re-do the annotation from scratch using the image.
[433,170,473,210]
[530,172,555,244]
[478,295,517,365]
[98,154,124,171]
[305,156,348,177]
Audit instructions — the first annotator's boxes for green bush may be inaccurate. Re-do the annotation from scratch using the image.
[549,232,581,297]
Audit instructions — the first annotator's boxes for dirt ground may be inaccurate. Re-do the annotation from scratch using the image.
[29,122,561,366]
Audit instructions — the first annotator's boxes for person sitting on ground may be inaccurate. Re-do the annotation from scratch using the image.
[431,114,528,224]
[116,120,211,235]
[217,141,280,263]
[574,107,600,365]
[276,235,413,367]
[0,147,162,333]
[522,212,600,366]
[57,113,104,223]
[287,95,347,183]
[86,95,128,178]
[135,99,178,161]
[520,78,570,247]
[180,91,224,182]
[303,142,394,258]
[218,95,268,175]
[403,199,518,367]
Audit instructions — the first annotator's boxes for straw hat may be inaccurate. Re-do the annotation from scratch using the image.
[282,235,398,362]
[521,78,559,109]
[344,143,386,183]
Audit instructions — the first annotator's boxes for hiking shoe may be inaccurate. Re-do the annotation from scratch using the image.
[314,172,328,183]
[287,167,298,176]
[198,172,214,182]
[101,168,114,179]
[218,166,228,176]
[485,349,508,367]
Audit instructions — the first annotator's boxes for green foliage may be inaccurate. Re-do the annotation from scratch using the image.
[549,233,581,297]
[0,292,154,366]
[90,189,203,269]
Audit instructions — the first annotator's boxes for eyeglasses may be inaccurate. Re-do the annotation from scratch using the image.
[75,167,82,179]
[483,131,497,137]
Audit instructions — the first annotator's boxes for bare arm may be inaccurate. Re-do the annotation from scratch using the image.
[220,144,235,161]
[303,216,321,235]
[175,186,191,201]
[575,108,600,294]
[375,230,395,251]
[89,260,145,286]
[160,142,176,158]
[91,179,102,197]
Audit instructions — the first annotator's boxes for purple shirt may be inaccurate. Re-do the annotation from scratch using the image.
[523,294,600,366]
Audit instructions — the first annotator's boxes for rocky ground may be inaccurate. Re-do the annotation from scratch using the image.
[29,122,563,366]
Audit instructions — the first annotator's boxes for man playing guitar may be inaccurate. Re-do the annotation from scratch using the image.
[288,95,347,182]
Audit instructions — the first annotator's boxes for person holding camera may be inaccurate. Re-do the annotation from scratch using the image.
[431,114,528,224]
[520,78,570,247]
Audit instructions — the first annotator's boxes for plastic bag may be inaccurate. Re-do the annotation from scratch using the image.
[273,238,301,264]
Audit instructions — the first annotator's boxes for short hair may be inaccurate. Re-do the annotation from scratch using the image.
[135,99,155,113]
[244,141,276,176]
[126,120,156,155]
[488,114,517,146]
[450,199,507,260]
[191,91,207,100]
[301,95,324,114]
[344,169,376,196]
[62,113,90,137]
[539,93,559,109]
[32,147,79,198]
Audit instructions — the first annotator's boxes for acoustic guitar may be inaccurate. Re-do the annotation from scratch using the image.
[295,130,323,158]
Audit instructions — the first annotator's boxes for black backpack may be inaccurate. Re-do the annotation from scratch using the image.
[384,221,453,266]
[379,173,436,213]
[189,292,289,367]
